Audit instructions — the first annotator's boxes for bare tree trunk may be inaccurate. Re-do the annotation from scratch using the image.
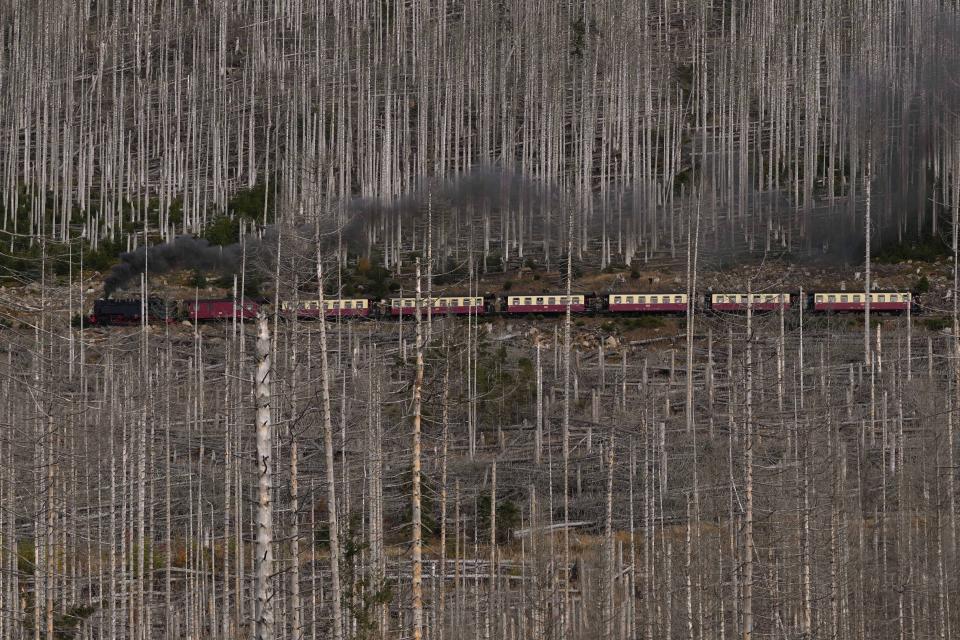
[439,343,450,640]
[743,292,754,640]
[562,204,573,639]
[412,257,425,640]
[317,242,344,640]
[254,312,275,640]
[864,145,872,366]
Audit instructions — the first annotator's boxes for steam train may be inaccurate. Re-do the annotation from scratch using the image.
[87,289,916,326]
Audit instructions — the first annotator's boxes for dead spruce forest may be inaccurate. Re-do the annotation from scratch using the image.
[3,0,960,639]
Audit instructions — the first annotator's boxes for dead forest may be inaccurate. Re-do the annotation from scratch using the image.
[2,0,960,638]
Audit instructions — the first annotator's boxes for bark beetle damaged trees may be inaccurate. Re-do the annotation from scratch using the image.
[1,1,960,639]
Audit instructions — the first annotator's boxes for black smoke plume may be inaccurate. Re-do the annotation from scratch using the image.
[102,168,549,297]
[340,167,558,244]
[103,236,248,297]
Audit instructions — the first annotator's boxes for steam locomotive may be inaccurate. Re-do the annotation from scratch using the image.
[87,289,915,326]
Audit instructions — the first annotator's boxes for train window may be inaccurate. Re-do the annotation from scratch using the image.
[549,297,556,304]
[636,296,644,303]
[829,295,836,302]
[345,301,352,309]
[524,298,532,305]
[405,300,413,307]
[559,297,567,304]
[877,295,885,302]
[841,295,848,302]
[675,296,682,303]
[614,296,622,304]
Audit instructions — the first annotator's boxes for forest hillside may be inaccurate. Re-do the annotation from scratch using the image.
[2,1,960,639]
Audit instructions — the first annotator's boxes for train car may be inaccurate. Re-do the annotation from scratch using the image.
[506,294,586,314]
[89,298,174,326]
[187,298,259,322]
[281,298,370,318]
[812,291,911,312]
[607,292,687,313]
[390,296,485,316]
[710,293,791,312]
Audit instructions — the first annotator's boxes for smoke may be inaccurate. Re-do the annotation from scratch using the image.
[102,168,550,297]
[103,235,250,297]
[839,7,960,253]
[340,167,558,244]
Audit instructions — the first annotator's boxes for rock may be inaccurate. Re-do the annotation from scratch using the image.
[182,320,192,327]
[605,335,619,349]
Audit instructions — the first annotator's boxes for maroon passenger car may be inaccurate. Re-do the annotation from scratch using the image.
[813,292,910,312]
[608,293,687,312]
[710,293,791,312]
[390,296,485,316]
[187,299,259,321]
[281,299,370,318]
[506,294,586,313]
